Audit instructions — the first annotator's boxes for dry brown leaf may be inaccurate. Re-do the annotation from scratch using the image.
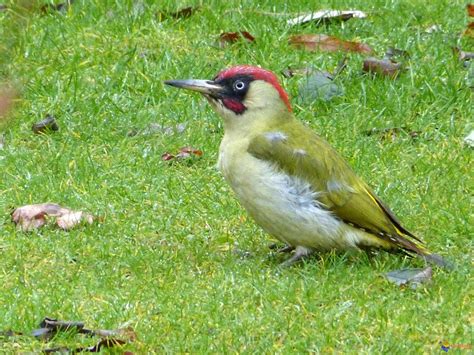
[32,114,59,134]
[287,10,367,26]
[467,4,474,17]
[464,22,474,37]
[289,34,372,54]
[57,211,94,230]
[176,146,203,159]
[162,147,203,162]
[453,47,474,62]
[219,31,255,47]
[363,58,402,77]
[161,152,175,161]
[11,203,93,231]
[362,47,408,78]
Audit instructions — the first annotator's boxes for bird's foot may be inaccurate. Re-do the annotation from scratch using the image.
[269,243,295,254]
[279,246,314,267]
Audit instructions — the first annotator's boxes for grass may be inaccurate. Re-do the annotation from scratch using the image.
[0,0,472,352]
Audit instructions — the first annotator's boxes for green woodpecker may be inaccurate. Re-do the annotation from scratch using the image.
[165,65,447,267]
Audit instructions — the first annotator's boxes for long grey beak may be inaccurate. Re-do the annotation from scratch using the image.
[164,79,224,96]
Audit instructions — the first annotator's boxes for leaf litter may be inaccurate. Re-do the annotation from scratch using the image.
[2,317,136,353]
[289,34,372,54]
[463,4,474,37]
[385,267,432,289]
[289,57,348,103]
[464,130,474,147]
[32,114,59,134]
[287,9,367,26]
[362,47,409,78]
[162,146,203,162]
[219,31,255,47]
[11,203,93,231]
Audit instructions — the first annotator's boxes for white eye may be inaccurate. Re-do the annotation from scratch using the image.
[234,80,245,91]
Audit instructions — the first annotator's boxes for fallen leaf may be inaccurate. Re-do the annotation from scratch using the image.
[362,47,407,78]
[11,203,93,231]
[92,327,137,342]
[298,70,344,102]
[0,134,4,149]
[467,4,474,17]
[219,31,255,47]
[162,147,203,162]
[385,267,432,289]
[289,34,372,54]
[157,6,198,21]
[161,152,175,161]
[287,10,367,26]
[287,58,347,103]
[363,58,402,77]
[465,22,474,37]
[0,5,7,12]
[76,338,126,353]
[57,211,94,230]
[32,114,59,134]
[176,146,203,159]
[32,317,136,353]
[32,318,85,340]
[464,130,474,147]
[454,47,474,61]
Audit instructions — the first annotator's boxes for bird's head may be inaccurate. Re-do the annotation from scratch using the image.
[165,66,292,132]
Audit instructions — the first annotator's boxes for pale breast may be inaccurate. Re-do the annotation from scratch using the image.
[217,139,353,250]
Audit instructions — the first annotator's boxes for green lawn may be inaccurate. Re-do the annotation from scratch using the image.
[0,0,472,352]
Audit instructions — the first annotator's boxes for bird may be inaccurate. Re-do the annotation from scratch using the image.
[164,65,448,267]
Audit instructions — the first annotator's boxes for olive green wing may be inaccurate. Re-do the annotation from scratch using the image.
[247,121,422,245]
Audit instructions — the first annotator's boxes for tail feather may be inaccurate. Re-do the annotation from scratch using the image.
[420,253,454,270]
[390,232,453,270]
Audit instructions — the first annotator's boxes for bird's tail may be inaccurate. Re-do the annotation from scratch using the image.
[392,232,454,270]
[419,251,454,269]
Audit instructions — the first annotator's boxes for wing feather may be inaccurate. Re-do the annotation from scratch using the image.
[247,120,424,251]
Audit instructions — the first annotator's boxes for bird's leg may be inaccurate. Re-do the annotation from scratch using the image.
[277,245,295,253]
[268,243,295,253]
[279,246,314,267]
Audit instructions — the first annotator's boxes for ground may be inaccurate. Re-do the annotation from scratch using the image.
[0,0,472,353]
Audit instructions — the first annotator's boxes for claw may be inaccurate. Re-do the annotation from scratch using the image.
[279,246,314,267]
